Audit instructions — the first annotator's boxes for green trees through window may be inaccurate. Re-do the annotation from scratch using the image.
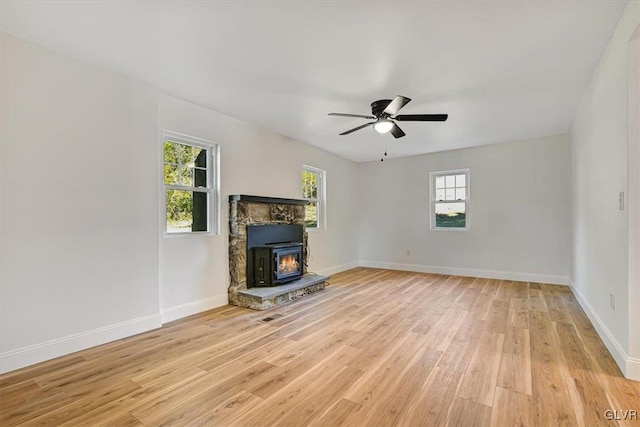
[302,166,325,229]
[431,170,469,230]
[163,136,215,233]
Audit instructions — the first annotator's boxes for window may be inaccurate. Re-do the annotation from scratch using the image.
[302,165,326,229]
[163,131,218,235]
[430,169,469,230]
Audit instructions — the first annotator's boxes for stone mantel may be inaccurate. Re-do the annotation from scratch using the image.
[228,194,309,206]
[228,194,327,310]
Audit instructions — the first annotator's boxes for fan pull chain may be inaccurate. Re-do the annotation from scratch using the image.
[380,134,389,162]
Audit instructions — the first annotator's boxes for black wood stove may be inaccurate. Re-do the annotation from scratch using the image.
[247,224,304,287]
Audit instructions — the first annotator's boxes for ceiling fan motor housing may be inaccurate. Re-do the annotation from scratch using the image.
[371,99,393,118]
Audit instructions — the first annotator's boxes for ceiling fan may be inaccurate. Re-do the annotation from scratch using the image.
[328,95,448,139]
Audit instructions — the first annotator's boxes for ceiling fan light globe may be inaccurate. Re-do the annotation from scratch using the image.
[374,119,394,134]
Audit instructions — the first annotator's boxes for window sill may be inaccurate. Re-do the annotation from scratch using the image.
[430,227,469,232]
[163,231,218,238]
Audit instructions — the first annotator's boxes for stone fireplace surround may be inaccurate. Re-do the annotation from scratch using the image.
[228,195,329,310]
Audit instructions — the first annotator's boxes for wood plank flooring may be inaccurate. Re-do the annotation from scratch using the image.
[1,268,639,426]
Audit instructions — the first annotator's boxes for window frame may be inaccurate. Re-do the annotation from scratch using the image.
[302,165,327,230]
[161,130,220,237]
[429,168,470,231]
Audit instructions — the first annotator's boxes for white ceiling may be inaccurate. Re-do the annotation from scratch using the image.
[1,1,628,162]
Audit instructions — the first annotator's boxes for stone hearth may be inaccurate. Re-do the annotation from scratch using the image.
[236,274,327,310]
[228,195,329,310]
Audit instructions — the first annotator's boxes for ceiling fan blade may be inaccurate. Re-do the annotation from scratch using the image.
[328,113,376,119]
[383,96,411,115]
[339,122,375,135]
[390,123,406,139]
[394,114,448,122]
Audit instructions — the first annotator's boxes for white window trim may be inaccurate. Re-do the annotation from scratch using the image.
[302,164,327,230]
[161,130,220,237]
[429,168,470,231]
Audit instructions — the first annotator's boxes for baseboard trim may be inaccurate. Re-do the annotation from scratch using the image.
[569,278,639,381]
[161,294,228,324]
[0,313,162,375]
[627,357,640,381]
[313,261,359,277]
[358,260,569,285]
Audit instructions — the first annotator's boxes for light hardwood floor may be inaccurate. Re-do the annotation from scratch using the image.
[1,268,639,426]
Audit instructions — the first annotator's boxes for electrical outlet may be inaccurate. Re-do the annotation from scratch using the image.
[619,192,625,210]
[610,293,616,310]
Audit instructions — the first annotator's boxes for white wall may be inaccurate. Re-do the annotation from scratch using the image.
[357,135,571,284]
[157,95,360,322]
[0,33,360,372]
[571,1,639,380]
[0,33,161,373]
[628,26,640,377]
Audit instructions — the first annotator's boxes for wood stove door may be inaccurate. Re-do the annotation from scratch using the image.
[274,248,303,283]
